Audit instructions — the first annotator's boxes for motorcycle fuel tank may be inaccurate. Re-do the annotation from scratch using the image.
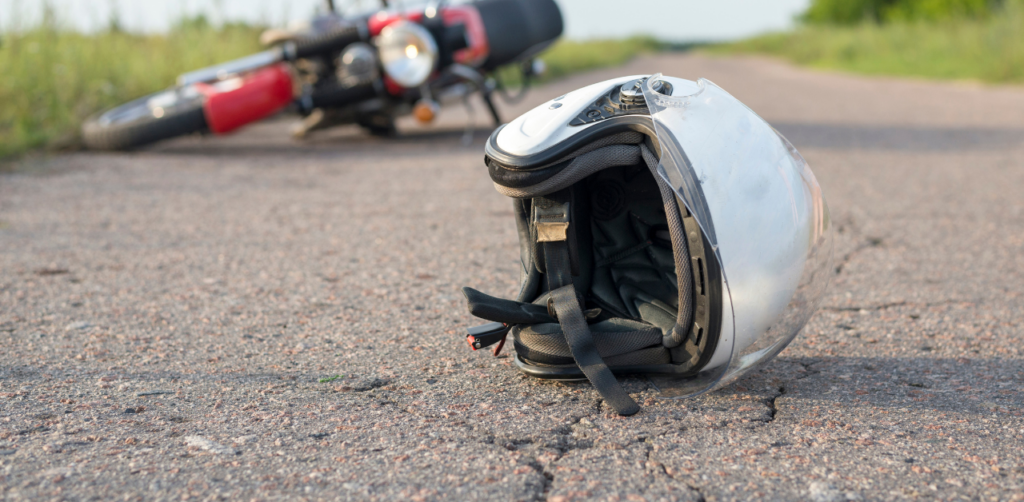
[199,64,295,134]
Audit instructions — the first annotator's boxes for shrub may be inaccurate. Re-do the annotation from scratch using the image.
[802,0,1003,24]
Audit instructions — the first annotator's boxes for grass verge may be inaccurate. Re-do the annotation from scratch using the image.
[537,36,664,81]
[494,36,664,89]
[0,20,263,160]
[712,5,1024,84]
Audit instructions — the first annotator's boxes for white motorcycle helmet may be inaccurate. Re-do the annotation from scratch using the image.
[462,75,833,416]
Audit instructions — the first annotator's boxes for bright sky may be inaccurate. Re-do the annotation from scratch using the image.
[0,0,811,42]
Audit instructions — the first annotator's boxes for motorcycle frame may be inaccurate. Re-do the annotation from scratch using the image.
[175,1,539,136]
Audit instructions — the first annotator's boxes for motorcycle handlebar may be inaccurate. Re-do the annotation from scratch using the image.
[177,50,284,87]
[176,24,365,87]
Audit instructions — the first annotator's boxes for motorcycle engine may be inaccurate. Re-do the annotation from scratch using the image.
[336,43,379,88]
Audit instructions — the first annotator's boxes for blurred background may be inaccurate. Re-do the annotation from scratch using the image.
[1,0,1022,159]
[0,0,810,40]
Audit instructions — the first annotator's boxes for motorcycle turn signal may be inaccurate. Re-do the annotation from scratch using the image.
[413,99,440,123]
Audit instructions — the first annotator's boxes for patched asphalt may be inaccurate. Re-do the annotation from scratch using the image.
[2,53,1023,501]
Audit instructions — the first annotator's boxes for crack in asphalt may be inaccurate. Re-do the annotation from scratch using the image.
[646,441,706,502]
[532,397,602,499]
[822,301,908,312]
[367,388,605,502]
[831,215,882,276]
[12,361,817,500]
[767,386,783,423]
[763,359,819,427]
[537,414,588,501]
[537,461,555,501]
[527,398,611,501]
[355,389,560,500]
[834,236,883,275]
[820,299,972,312]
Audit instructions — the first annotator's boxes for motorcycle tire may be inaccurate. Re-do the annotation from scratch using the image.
[82,88,208,151]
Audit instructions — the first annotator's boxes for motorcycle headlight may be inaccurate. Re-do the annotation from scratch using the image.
[377,21,438,88]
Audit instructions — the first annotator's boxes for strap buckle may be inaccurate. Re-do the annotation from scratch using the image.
[466,322,511,352]
[533,200,570,242]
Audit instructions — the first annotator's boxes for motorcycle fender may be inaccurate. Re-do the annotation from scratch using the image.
[200,64,294,134]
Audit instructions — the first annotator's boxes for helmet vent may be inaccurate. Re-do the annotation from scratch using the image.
[696,257,706,296]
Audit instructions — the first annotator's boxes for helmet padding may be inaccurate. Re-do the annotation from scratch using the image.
[463,130,716,415]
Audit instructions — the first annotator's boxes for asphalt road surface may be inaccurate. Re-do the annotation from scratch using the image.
[3,53,1024,501]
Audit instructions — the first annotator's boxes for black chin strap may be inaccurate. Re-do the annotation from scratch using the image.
[535,198,640,416]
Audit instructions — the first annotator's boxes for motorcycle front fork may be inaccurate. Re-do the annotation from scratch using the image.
[481,90,502,126]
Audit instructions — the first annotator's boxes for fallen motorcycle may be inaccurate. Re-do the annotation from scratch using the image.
[81,0,563,150]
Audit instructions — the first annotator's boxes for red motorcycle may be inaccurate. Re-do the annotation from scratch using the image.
[82,0,563,150]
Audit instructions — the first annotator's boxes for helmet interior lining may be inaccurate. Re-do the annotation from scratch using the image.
[493,133,716,374]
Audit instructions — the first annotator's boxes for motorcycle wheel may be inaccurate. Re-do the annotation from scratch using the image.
[82,87,207,150]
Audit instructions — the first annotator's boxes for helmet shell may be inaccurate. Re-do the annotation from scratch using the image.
[487,75,833,397]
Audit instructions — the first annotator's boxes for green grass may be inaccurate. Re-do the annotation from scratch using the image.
[800,0,1000,25]
[495,36,665,89]
[714,3,1024,84]
[318,375,344,383]
[0,19,264,159]
[537,36,665,81]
